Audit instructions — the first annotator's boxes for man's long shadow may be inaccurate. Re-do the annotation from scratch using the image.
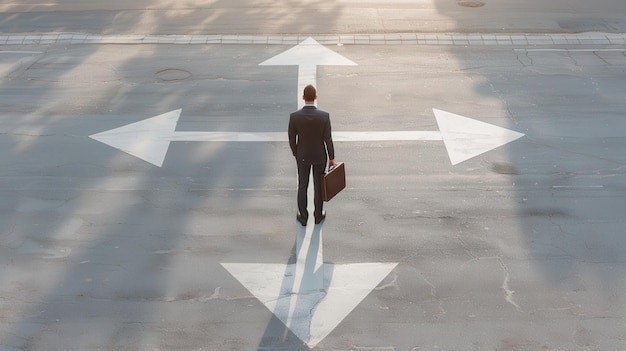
[257,220,334,350]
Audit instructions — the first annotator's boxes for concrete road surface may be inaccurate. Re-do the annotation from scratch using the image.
[1,1,626,350]
[1,0,626,34]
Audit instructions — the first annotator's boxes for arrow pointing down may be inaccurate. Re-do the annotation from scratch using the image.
[222,170,397,348]
[89,108,524,167]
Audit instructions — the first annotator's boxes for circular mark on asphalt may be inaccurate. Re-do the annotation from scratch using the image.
[457,1,485,7]
[156,69,191,82]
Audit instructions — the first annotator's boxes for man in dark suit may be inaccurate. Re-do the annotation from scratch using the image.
[288,84,336,225]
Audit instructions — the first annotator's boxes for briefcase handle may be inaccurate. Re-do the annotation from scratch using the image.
[325,161,342,174]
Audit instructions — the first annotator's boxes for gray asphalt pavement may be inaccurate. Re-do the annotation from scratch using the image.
[1,0,626,34]
[1,1,626,350]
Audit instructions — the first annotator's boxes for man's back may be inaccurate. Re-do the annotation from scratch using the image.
[288,106,334,165]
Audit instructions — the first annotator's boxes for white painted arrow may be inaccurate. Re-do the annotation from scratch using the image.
[221,168,398,348]
[259,37,357,109]
[433,108,525,165]
[222,262,397,348]
[89,108,524,167]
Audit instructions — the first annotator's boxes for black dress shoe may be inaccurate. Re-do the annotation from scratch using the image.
[315,211,326,224]
[296,215,307,226]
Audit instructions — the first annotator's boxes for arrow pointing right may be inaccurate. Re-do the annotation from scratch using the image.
[433,108,525,165]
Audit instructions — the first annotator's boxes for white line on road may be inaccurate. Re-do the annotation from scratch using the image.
[516,48,626,52]
[0,51,44,54]
[2,32,625,46]
[551,185,604,189]
[169,131,442,142]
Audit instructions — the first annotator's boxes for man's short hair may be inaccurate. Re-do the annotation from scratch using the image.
[303,84,317,102]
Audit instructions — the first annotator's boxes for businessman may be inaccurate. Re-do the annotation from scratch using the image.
[288,84,336,226]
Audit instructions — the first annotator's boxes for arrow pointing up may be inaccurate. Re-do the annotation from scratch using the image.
[89,109,524,167]
[259,37,357,108]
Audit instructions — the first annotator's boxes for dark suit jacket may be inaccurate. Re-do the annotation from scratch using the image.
[288,105,335,165]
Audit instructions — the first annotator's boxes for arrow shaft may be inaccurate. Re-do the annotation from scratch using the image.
[293,170,324,293]
[168,131,443,142]
[334,131,442,141]
[170,131,285,142]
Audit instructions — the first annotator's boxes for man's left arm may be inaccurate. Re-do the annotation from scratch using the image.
[288,115,298,158]
[324,115,336,167]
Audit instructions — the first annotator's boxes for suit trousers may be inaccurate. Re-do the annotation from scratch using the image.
[297,161,325,221]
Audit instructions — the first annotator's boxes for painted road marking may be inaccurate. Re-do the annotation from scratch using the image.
[259,37,357,109]
[89,108,524,167]
[515,48,626,52]
[433,109,524,165]
[91,36,522,346]
[293,172,324,292]
[218,147,397,347]
[222,262,397,347]
[0,4,56,9]
[220,157,398,347]
[0,51,44,54]
[90,39,523,166]
[2,32,624,46]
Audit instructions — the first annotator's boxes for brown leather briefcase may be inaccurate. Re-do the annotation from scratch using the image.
[321,162,345,202]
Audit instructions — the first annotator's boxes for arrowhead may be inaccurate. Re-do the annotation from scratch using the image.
[433,109,525,165]
[259,37,357,67]
[89,109,182,167]
[222,262,397,348]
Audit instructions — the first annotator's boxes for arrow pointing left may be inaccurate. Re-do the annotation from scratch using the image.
[89,109,182,167]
